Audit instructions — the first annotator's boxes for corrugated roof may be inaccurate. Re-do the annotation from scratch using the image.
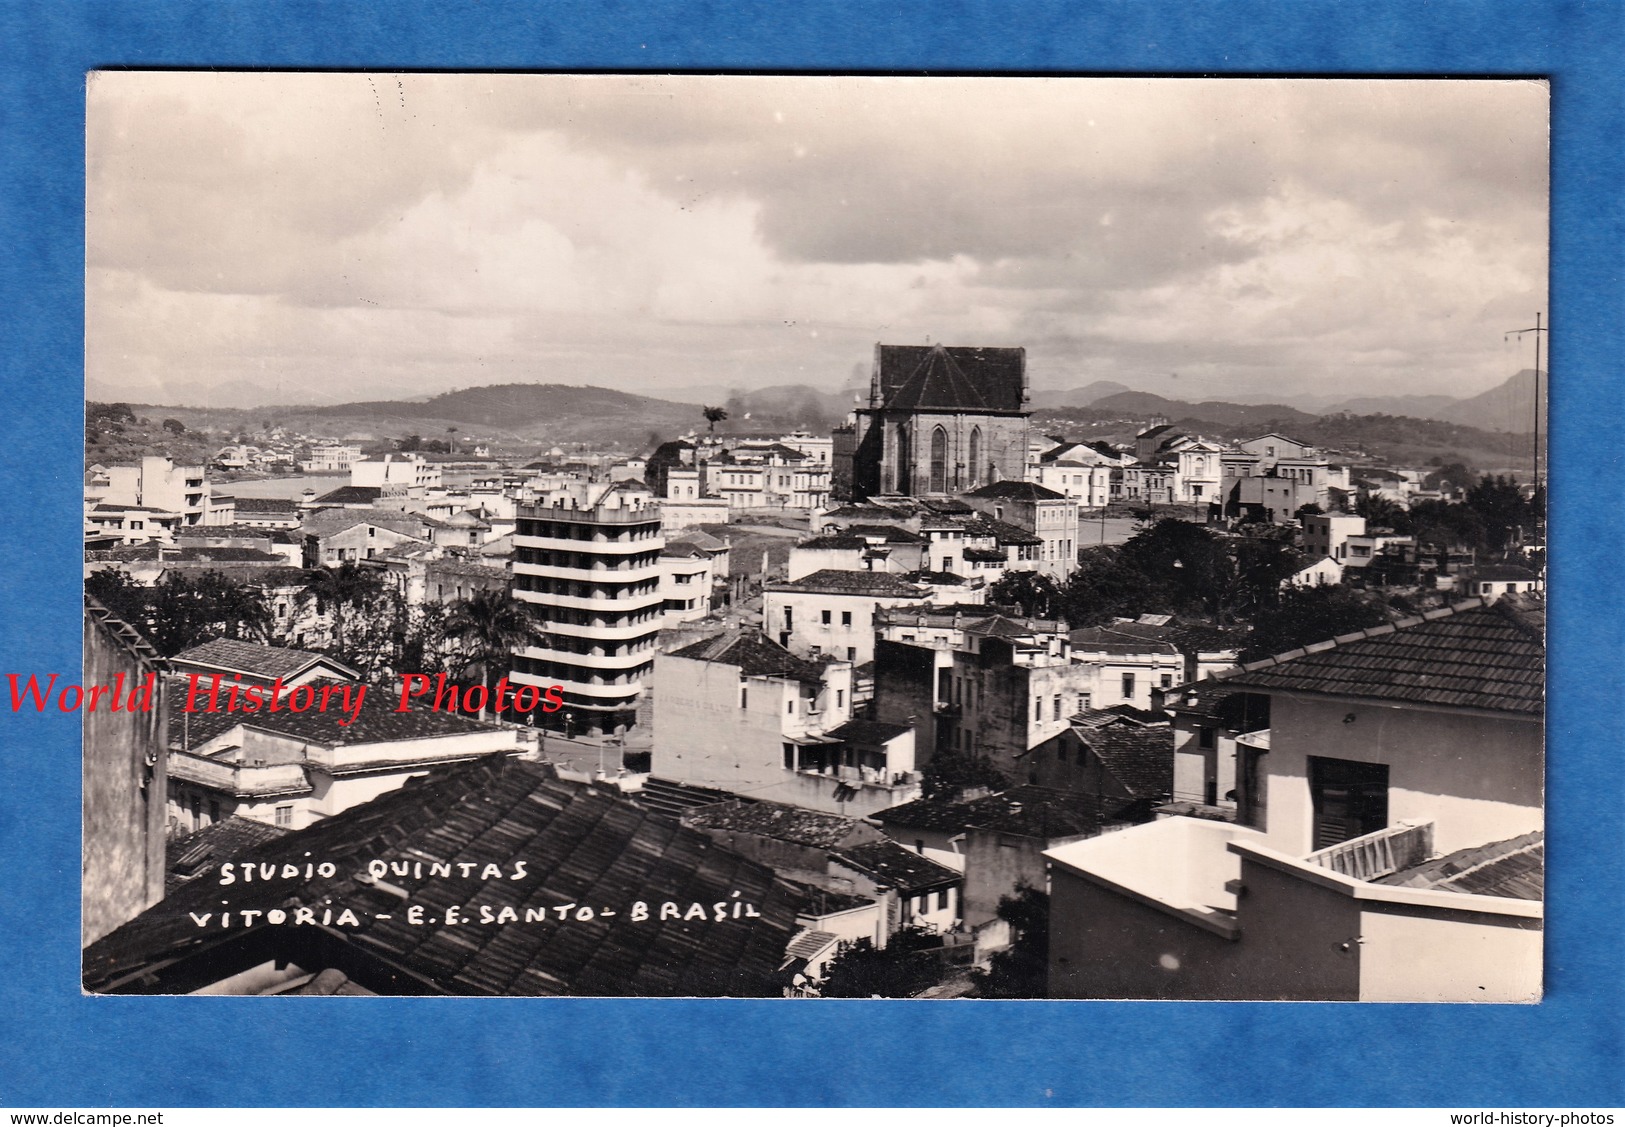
[85,759,811,996]
[1222,595,1544,715]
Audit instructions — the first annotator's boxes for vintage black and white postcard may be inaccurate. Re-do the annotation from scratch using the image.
[79,73,1547,1001]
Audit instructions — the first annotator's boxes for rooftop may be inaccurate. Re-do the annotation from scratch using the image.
[171,639,359,683]
[171,681,514,749]
[314,485,384,505]
[874,344,1026,414]
[1377,830,1544,900]
[85,760,810,997]
[768,569,928,598]
[668,629,828,684]
[1221,595,1544,716]
[684,799,864,850]
[165,816,290,893]
[873,785,1123,840]
[826,718,913,746]
[831,839,961,894]
[964,480,1068,502]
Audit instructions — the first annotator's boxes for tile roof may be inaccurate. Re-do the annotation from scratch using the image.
[165,816,290,893]
[1377,830,1543,900]
[1221,596,1544,716]
[233,496,301,513]
[785,929,840,961]
[873,785,1122,840]
[875,344,1026,413]
[1077,723,1175,800]
[684,800,863,849]
[963,613,1065,640]
[668,629,827,683]
[171,639,357,682]
[831,840,961,893]
[669,530,728,552]
[955,514,1043,546]
[171,682,514,749]
[85,760,811,996]
[845,524,927,544]
[1465,564,1541,582]
[315,486,384,505]
[964,481,1068,502]
[174,525,298,543]
[796,535,869,551]
[768,569,928,597]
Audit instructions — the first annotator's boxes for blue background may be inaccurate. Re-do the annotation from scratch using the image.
[1,0,1620,1108]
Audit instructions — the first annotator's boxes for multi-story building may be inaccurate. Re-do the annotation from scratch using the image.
[511,482,665,735]
[763,570,934,666]
[872,615,1094,782]
[651,629,920,817]
[961,480,1079,580]
[350,453,443,491]
[98,456,214,527]
[1300,512,1370,562]
[299,443,363,473]
[1047,596,1544,1001]
[1029,440,1120,510]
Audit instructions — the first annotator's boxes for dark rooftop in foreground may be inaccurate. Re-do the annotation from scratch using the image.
[873,785,1130,840]
[1222,595,1545,716]
[85,759,810,997]
[165,816,290,893]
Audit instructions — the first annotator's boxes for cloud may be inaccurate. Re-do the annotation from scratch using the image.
[86,73,1548,407]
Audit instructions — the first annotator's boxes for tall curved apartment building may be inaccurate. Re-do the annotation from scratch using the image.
[511,482,665,736]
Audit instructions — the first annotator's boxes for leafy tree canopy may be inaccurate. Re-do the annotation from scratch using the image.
[1239,585,1390,663]
[819,927,944,999]
[973,882,1049,998]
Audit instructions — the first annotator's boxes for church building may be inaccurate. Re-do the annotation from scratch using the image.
[847,343,1030,501]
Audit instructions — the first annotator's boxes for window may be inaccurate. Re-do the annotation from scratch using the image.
[1160,674,1173,688]
[787,699,796,715]
[740,685,749,709]
[835,689,844,708]
[1053,694,1062,721]
[1308,757,1390,849]
[967,427,981,488]
[821,609,832,625]
[783,607,793,628]
[929,426,948,493]
[1034,696,1043,721]
[1056,742,1068,762]
[1198,727,1216,750]
[274,804,293,828]
[841,611,852,627]
[208,800,220,824]
[1121,673,1135,699]
[783,743,795,769]
[937,889,949,911]
[845,647,856,662]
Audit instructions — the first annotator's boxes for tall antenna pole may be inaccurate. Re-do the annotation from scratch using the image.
[1506,312,1547,492]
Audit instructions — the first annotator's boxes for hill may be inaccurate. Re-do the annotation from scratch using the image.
[1083,391,1321,432]
[1431,369,1547,434]
[1028,380,1135,410]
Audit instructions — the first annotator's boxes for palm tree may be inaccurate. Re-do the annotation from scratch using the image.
[446,426,458,454]
[702,405,728,434]
[445,588,545,721]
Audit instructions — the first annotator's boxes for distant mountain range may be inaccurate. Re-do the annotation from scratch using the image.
[1027,369,1545,434]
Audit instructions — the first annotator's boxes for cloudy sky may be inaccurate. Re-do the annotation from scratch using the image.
[87,73,1547,409]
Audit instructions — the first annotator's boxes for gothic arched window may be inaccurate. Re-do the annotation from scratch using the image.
[929,426,948,493]
[967,427,982,489]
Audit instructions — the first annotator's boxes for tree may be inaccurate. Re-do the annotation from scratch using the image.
[988,570,1062,618]
[161,418,186,435]
[397,434,423,452]
[1239,585,1390,663]
[973,882,1049,998]
[86,569,273,657]
[1355,493,1410,533]
[702,405,729,434]
[818,927,944,998]
[920,743,1009,801]
[444,589,545,720]
[1465,475,1536,552]
[1058,546,1145,626]
[304,564,387,656]
[87,402,136,427]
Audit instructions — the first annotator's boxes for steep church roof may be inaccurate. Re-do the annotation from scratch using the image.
[873,344,1026,413]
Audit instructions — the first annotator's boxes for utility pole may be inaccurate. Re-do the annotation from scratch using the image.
[1505,312,1547,492]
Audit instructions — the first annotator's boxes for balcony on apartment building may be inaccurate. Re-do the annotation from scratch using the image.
[168,749,311,798]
